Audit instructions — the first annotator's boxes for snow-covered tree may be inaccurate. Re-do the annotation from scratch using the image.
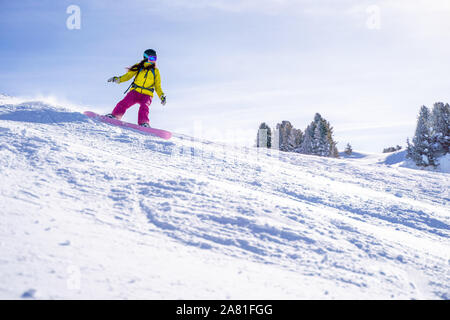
[276,121,303,152]
[326,122,339,158]
[257,114,337,157]
[314,120,330,156]
[256,122,272,148]
[430,102,450,156]
[345,143,353,155]
[289,128,303,151]
[299,113,338,158]
[406,137,413,158]
[407,105,436,167]
[298,120,315,154]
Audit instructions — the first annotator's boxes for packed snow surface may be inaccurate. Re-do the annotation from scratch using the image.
[0,97,449,299]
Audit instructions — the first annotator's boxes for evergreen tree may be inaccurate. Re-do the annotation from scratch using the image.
[430,102,450,156]
[292,128,303,150]
[287,128,303,151]
[313,120,329,156]
[276,121,303,152]
[313,124,323,155]
[406,137,413,159]
[408,105,436,166]
[298,119,316,154]
[257,113,338,158]
[256,122,272,148]
[345,143,353,155]
[325,121,339,158]
[277,121,291,151]
[298,113,338,158]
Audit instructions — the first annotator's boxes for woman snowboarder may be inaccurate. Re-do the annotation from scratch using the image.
[106,49,166,127]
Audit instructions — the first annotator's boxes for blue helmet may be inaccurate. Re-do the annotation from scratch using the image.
[143,49,157,59]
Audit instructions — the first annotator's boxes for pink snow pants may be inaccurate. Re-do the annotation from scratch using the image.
[111,90,152,125]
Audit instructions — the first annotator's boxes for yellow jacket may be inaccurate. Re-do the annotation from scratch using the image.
[119,62,164,98]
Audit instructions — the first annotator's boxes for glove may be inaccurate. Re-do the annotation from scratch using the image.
[161,95,167,106]
[107,76,120,84]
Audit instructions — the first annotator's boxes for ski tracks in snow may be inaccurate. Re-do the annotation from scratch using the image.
[0,100,449,299]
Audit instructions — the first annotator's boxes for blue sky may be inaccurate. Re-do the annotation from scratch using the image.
[1,0,449,152]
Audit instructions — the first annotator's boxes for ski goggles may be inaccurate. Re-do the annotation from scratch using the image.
[145,55,157,62]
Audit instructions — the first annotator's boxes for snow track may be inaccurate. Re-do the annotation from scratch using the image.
[0,98,449,299]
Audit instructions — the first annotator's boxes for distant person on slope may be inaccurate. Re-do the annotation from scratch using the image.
[106,49,166,127]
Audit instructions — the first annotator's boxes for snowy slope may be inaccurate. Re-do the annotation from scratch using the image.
[0,97,449,299]
[340,149,450,174]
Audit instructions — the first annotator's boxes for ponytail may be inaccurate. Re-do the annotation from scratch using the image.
[128,59,155,72]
